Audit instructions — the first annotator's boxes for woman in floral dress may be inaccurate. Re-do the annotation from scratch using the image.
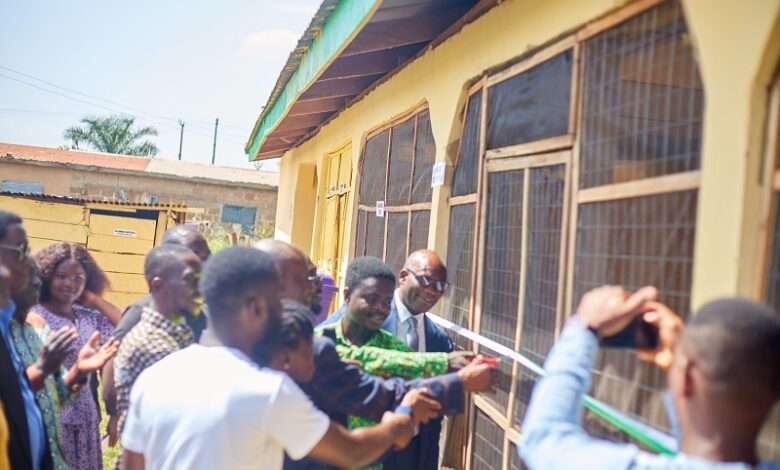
[32,242,121,470]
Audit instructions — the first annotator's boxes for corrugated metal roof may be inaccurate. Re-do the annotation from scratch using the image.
[0,191,190,210]
[245,0,492,161]
[0,142,279,188]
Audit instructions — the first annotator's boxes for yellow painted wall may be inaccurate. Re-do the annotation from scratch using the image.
[685,0,780,306]
[0,161,72,194]
[274,0,780,308]
[275,0,621,274]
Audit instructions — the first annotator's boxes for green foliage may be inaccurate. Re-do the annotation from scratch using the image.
[64,115,159,156]
[201,219,275,254]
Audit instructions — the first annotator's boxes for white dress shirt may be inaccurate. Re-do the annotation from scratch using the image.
[394,289,427,352]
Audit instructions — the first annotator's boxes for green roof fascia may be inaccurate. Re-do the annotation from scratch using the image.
[246,0,380,161]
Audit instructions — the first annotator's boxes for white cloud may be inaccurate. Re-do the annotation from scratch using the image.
[272,4,317,16]
[236,29,299,59]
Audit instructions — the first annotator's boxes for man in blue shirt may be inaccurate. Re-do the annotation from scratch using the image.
[0,210,50,470]
[520,285,780,469]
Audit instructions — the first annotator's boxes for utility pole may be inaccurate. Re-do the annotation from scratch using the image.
[211,117,219,165]
[177,119,185,161]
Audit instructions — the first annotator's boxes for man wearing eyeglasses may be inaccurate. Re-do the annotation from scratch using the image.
[321,249,461,470]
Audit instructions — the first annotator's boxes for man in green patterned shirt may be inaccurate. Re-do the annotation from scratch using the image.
[315,257,473,470]
[315,257,472,379]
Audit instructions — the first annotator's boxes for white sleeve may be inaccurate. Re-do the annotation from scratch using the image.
[120,375,148,453]
[266,375,330,460]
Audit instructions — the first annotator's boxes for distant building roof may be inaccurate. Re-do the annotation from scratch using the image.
[0,142,279,188]
[0,190,191,210]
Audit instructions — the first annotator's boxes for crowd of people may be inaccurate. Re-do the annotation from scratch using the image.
[0,207,778,470]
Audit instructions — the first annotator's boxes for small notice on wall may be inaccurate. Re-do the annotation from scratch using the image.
[376,201,385,217]
[113,228,137,238]
[431,162,445,187]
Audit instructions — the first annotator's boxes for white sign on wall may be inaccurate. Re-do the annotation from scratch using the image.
[376,201,385,217]
[431,162,445,187]
[113,229,137,238]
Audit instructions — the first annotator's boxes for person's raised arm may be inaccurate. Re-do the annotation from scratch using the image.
[307,412,413,468]
[80,290,122,325]
[520,286,659,470]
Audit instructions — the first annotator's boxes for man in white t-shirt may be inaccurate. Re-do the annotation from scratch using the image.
[121,246,438,470]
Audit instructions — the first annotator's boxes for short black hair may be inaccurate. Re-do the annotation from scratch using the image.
[144,244,194,285]
[252,299,314,365]
[0,211,22,241]
[162,225,203,246]
[199,246,278,321]
[685,298,780,396]
[345,256,396,291]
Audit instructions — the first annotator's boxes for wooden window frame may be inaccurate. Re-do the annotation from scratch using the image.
[463,1,704,468]
[353,104,434,264]
[756,76,780,299]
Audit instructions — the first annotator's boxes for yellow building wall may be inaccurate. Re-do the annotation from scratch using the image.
[273,0,780,308]
[0,161,72,194]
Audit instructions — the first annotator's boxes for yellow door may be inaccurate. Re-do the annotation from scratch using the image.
[315,145,352,313]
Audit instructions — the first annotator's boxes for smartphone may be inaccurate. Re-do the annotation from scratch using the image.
[599,317,659,349]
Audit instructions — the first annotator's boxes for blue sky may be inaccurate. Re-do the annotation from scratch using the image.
[0,1,321,170]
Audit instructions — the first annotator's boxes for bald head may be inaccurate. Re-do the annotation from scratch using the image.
[398,249,448,315]
[253,240,310,304]
[162,225,211,261]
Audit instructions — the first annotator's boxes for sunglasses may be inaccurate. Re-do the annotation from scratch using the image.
[0,242,31,262]
[406,269,449,293]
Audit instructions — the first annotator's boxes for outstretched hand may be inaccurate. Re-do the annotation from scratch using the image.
[447,350,475,371]
[577,285,658,337]
[37,326,78,376]
[636,301,684,370]
[76,331,119,374]
[401,387,442,425]
[457,357,496,393]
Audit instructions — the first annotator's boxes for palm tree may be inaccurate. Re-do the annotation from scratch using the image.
[63,115,159,156]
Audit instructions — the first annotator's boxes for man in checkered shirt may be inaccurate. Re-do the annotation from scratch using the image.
[113,243,204,462]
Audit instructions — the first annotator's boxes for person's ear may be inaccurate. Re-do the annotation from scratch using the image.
[398,269,409,284]
[343,287,352,304]
[149,276,164,292]
[681,355,696,398]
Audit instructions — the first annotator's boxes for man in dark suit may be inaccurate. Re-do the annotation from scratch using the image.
[0,210,52,470]
[322,249,456,470]
[252,241,493,470]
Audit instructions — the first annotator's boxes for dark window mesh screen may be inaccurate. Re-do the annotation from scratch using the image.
[481,170,524,414]
[453,91,483,197]
[574,190,697,432]
[385,213,409,275]
[579,0,703,189]
[487,51,572,149]
[443,203,477,350]
[365,213,385,259]
[514,165,566,427]
[510,447,528,470]
[359,130,389,204]
[409,210,430,253]
[472,410,504,470]
[767,193,780,313]
[355,210,367,257]
[412,111,436,204]
[761,193,780,460]
[387,120,415,206]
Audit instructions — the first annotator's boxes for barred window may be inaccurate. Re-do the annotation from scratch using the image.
[354,108,435,267]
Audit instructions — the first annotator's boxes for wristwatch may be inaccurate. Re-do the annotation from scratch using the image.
[394,405,413,417]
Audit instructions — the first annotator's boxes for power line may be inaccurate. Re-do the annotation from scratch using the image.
[0,65,250,140]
